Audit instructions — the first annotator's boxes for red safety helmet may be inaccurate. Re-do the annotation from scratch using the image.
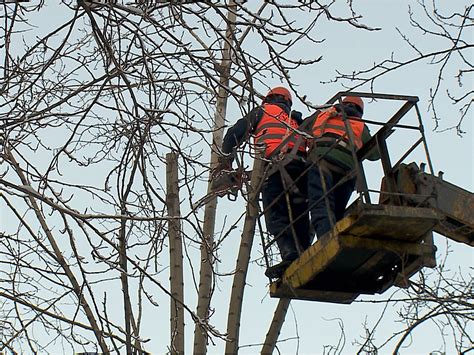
[265,87,292,104]
[342,96,364,113]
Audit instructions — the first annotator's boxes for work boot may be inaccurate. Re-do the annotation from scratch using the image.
[265,253,298,279]
[265,260,291,279]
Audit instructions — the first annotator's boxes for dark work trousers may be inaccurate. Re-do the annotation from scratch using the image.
[308,161,356,239]
[262,159,311,262]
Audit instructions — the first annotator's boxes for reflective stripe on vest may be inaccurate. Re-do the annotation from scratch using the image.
[312,107,364,149]
[254,104,306,157]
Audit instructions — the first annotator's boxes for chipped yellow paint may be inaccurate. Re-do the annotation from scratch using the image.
[283,231,342,289]
[269,203,440,303]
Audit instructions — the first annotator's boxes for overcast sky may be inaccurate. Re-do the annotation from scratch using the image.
[2,1,472,354]
[215,1,473,354]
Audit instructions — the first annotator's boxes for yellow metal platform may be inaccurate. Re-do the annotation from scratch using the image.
[270,204,439,304]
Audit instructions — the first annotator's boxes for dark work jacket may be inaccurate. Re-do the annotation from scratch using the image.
[222,97,301,155]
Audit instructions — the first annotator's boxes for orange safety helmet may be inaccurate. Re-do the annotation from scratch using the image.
[342,96,364,113]
[265,87,292,104]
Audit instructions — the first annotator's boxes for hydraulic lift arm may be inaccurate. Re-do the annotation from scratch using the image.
[391,163,474,247]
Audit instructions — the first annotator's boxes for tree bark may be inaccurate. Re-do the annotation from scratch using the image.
[193,2,238,354]
[167,152,185,355]
[118,211,133,354]
[225,156,266,354]
[261,298,291,355]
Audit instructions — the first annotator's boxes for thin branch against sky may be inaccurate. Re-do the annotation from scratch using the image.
[0,1,472,354]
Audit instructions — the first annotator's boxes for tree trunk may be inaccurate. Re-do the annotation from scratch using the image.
[193,2,238,354]
[167,152,185,355]
[118,212,133,354]
[261,298,291,355]
[225,156,266,354]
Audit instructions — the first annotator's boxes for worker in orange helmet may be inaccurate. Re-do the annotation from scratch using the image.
[217,87,311,278]
[306,96,380,239]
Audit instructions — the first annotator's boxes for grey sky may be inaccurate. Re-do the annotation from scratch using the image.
[1,1,472,354]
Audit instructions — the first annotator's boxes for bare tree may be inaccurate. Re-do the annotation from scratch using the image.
[329,0,473,135]
[167,152,184,355]
[193,2,238,353]
[354,247,473,354]
[261,298,291,355]
[0,1,471,354]
[0,1,332,352]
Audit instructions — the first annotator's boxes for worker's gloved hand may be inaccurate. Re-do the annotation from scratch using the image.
[211,154,233,179]
[291,110,303,123]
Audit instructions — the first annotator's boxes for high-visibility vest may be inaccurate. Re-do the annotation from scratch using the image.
[311,107,364,149]
[254,103,306,158]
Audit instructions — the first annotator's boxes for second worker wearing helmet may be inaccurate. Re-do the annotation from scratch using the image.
[305,96,380,239]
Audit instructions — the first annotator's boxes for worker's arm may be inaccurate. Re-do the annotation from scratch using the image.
[361,126,380,161]
[213,107,264,174]
[222,107,262,154]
